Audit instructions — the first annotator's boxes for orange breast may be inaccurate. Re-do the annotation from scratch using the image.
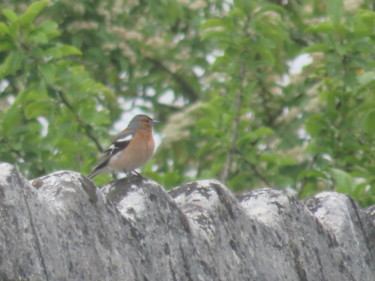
[108,132,155,172]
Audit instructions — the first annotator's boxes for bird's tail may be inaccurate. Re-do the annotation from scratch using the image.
[87,169,100,179]
[87,163,109,179]
[88,155,111,179]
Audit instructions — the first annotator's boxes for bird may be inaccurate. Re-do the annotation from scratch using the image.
[88,114,158,179]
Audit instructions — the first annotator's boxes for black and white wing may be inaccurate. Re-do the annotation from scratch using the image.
[104,130,134,156]
[88,130,134,179]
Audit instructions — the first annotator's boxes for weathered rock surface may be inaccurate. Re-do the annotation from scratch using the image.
[0,162,374,281]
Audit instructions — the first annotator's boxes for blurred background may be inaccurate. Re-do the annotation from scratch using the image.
[0,0,374,206]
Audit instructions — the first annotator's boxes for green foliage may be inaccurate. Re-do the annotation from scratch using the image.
[0,0,374,206]
[0,1,115,177]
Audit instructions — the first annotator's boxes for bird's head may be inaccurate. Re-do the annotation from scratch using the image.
[128,114,158,131]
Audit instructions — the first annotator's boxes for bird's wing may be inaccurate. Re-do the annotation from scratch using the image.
[88,130,134,178]
[104,130,134,156]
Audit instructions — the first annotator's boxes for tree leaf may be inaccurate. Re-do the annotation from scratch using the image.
[2,104,22,135]
[19,0,49,26]
[0,50,24,78]
[201,30,230,41]
[363,110,375,132]
[29,32,48,44]
[303,44,332,53]
[329,168,354,193]
[38,63,56,84]
[0,42,13,52]
[45,45,81,59]
[307,21,335,34]
[254,4,285,15]
[2,9,18,23]
[305,114,326,137]
[357,71,375,86]
[0,22,10,35]
[45,47,62,59]
[233,0,253,13]
[59,45,82,56]
[298,169,326,180]
[228,8,246,19]
[326,0,344,24]
[38,21,60,39]
[252,127,275,138]
[210,55,231,70]
[201,18,226,30]
[25,100,52,119]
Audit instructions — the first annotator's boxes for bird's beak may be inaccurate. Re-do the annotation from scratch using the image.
[151,120,159,126]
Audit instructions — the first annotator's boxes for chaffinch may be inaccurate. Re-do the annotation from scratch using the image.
[88,114,158,179]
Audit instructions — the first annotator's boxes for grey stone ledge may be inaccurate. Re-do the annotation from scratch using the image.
[0,163,374,281]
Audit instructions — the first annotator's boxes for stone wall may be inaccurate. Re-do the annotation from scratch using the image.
[0,162,374,281]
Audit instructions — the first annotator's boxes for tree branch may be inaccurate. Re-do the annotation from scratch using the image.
[220,64,246,184]
[297,153,319,198]
[145,57,199,102]
[55,90,104,152]
[233,148,271,187]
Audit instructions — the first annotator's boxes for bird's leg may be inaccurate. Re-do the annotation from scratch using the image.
[123,170,142,178]
[132,170,145,178]
[132,170,141,176]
